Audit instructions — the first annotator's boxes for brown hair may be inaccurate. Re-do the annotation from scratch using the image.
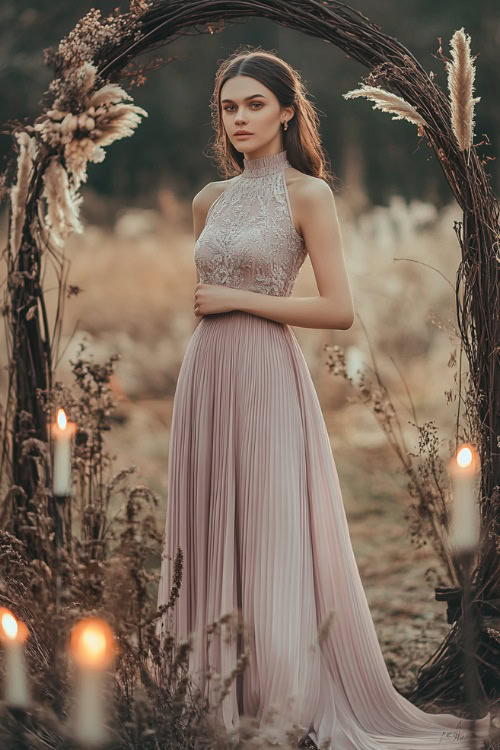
[207,45,342,191]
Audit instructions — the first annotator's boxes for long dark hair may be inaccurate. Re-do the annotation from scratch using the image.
[207,45,342,191]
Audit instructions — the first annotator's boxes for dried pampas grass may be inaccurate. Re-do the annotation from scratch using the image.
[34,65,148,191]
[9,131,38,254]
[446,27,481,152]
[343,84,427,131]
[41,157,84,246]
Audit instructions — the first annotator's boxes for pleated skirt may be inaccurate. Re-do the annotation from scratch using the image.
[153,310,491,749]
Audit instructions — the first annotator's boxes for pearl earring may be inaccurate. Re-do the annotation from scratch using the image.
[282,120,288,131]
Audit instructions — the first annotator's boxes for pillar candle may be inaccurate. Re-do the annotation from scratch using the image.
[0,608,30,709]
[70,617,117,746]
[51,408,77,496]
[448,444,480,552]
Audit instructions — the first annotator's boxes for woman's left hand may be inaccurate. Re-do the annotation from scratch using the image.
[194,282,240,317]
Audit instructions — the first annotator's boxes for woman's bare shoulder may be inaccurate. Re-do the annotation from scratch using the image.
[286,169,332,207]
[285,166,324,190]
[192,175,241,215]
[284,169,331,236]
[192,176,242,238]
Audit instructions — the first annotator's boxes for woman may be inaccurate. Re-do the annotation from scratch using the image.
[153,47,491,749]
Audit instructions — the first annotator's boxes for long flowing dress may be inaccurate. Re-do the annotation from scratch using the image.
[152,149,491,748]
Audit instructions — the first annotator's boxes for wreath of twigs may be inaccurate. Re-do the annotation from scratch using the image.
[0,0,498,710]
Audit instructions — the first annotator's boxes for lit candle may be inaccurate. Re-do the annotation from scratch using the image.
[448,443,480,551]
[70,617,117,746]
[0,608,30,708]
[51,408,77,496]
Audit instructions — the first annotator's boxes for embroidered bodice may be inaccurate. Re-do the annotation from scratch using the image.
[194,149,307,297]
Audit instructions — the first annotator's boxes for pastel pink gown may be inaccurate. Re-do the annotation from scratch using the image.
[152,150,491,748]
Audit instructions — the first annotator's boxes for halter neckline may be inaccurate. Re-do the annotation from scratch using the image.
[242,149,291,177]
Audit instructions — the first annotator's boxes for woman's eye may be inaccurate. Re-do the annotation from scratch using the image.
[223,102,262,111]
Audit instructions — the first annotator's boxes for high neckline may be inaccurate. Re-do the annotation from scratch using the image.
[242,149,291,177]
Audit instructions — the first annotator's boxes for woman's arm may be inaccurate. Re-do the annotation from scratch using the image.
[193,276,202,329]
[191,183,222,330]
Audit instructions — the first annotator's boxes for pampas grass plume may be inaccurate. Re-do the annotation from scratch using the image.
[343,84,427,129]
[446,27,481,151]
[9,131,38,253]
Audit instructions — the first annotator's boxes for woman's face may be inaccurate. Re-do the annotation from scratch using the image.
[220,75,291,158]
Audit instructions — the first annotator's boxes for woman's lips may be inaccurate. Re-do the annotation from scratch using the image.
[235,133,252,138]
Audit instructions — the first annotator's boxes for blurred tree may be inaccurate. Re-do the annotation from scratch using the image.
[0,0,497,210]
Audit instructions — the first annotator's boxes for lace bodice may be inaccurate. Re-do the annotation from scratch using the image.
[194,149,307,297]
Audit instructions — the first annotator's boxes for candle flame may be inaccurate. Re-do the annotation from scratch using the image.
[82,627,106,659]
[1,612,18,640]
[0,608,29,643]
[70,618,117,669]
[457,446,473,468]
[452,443,479,473]
[57,408,67,430]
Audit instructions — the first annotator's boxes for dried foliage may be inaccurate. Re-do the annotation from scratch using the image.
[0,0,498,742]
[325,329,500,707]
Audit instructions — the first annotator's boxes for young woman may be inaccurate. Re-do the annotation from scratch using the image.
[153,48,491,749]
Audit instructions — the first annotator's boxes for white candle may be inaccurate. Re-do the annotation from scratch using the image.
[74,668,107,745]
[448,444,480,552]
[51,408,76,496]
[70,618,117,746]
[0,608,30,709]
